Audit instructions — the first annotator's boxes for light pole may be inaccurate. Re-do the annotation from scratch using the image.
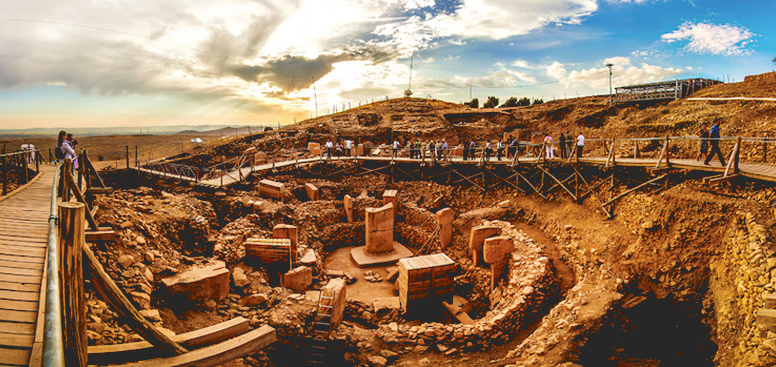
[606,63,614,107]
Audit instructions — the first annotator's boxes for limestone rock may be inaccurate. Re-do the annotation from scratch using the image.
[139,309,161,322]
[118,254,135,269]
[283,266,312,293]
[240,293,269,306]
[368,355,388,367]
[232,267,250,288]
[160,261,230,302]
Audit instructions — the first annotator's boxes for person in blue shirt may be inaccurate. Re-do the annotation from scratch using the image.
[704,118,726,166]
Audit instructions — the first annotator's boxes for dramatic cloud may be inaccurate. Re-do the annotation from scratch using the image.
[558,57,683,89]
[546,61,568,79]
[661,22,755,56]
[423,0,599,40]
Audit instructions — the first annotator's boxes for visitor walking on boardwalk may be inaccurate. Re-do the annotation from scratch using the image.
[704,118,727,166]
[576,132,585,160]
[325,139,333,159]
[335,141,343,158]
[440,139,448,160]
[345,138,352,157]
[484,140,492,161]
[559,133,567,159]
[462,141,468,160]
[544,133,555,159]
[696,123,709,161]
[508,136,517,159]
[353,139,359,157]
[496,140,504,160]
[393,139,400,158]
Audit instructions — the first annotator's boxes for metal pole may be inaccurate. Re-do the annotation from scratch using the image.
[135,145,138,168]
[606,63,614,107]
[126,146,129,169]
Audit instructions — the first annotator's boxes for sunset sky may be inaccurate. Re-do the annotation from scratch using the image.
[1,0,773,129]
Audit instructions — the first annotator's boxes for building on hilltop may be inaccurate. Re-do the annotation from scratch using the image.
[614,78,721,103]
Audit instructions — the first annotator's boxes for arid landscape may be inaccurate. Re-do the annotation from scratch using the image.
[20,72,770,366]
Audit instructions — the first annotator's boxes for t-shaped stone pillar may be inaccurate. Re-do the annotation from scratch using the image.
[273,224,298,264]
[344,195,354,223]
[383,190,398,219]
[365,202,395,253]
[469,225,500,266]
[483,236,514,290]
[351,202,413,267]
[436,208,454,248]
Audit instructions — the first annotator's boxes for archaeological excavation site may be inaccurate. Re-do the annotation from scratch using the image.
[8,72,776,367]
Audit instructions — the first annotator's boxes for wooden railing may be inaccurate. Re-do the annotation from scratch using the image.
[0,148,41,196]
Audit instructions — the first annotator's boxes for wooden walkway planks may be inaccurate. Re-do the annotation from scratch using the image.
[0,165,53,367]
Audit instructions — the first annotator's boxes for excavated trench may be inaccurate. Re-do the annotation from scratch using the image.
[578,293,716,367]
[92,164,769,367]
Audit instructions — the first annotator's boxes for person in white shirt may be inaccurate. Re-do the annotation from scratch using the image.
[393,140,400,158]
[496,140,503,160]
[544,134,554,159]
[576,133,585,159]
[325,140,333,159]
[440,139,448,160]
[345,139,352,157]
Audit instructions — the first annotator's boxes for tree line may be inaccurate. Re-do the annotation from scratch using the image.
[467,96,544,108]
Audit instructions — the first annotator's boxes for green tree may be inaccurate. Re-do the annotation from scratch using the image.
[532,98,544,105]
[483,96,499,108]
[501,97,518,107]
[469,98,479,108]
[518,97,531,106]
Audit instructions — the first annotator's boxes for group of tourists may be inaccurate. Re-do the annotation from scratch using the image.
[324,138,360,159]
[319,120,725,165]
[56,130,79,169]
[540,132,586,160]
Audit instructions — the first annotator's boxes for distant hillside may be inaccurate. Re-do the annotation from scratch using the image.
[0,125,267,139]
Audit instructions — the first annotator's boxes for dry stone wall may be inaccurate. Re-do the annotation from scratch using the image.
[372,220,557,351]
[709,211,776,367]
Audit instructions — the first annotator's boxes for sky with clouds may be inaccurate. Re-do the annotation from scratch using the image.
[0,0,774,129]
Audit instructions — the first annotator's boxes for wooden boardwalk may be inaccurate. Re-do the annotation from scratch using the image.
[138,153,776,189]
[0,165,54,367]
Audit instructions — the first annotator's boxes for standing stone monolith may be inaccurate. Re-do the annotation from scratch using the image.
[436,208,454,248]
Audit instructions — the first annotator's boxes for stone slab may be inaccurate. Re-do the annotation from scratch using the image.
[373,297,400,313]
[350,242,414,267]
[483,236,514,264]
[160,261,230,302]
[469,225,500,265]
[283,266,312,293]
[305,183,319,201]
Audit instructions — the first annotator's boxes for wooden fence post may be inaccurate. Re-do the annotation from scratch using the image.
[664,135,671,167]
[62,159,72,202]
[735,136,741,173]
[763,137,767,163]
[35,149,40,174]
[2,155,7,196]
[58,202,87,367]
[23,152,29,184]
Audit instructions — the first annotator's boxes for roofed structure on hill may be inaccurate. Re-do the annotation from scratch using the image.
[614,78,721,103]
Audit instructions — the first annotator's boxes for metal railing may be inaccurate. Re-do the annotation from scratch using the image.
[42,162,65,367]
